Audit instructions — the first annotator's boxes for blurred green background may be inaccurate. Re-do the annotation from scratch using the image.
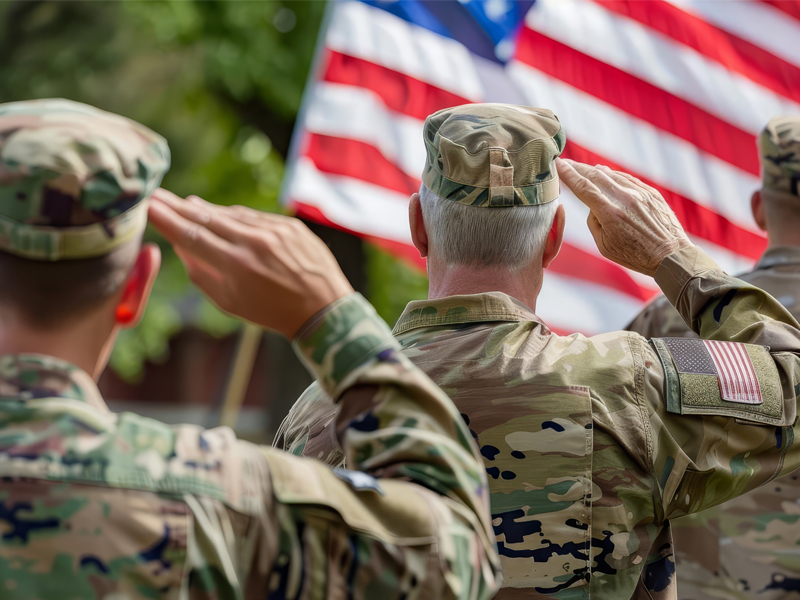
[0,0,428,395]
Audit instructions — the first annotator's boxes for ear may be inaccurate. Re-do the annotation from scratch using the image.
[115,243,161,328]
[542,203,566,269]
[751,190,767,231]
[408,193,429,258]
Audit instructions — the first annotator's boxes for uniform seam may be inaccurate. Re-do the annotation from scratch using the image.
[393,314,532,335]
[627,333,663,524]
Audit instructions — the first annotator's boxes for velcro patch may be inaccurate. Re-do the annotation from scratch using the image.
[652,338,785,426]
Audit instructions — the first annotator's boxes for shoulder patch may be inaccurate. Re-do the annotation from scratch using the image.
[652,338,786,426]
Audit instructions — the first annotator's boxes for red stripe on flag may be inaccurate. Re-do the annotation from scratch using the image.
[323,50,469,122]
[562,143,767,260]
[549,245,657,302]
[515,26,760,175]
[758,0,800,22]
[595,0,800,104]
[292,201,426,271]
[306,133,419,195]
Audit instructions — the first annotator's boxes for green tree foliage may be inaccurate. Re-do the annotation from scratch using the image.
[0,0,427,379]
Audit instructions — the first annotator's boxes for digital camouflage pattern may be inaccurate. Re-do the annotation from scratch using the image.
[0,99,170,261]
[627,245,800,600]
[760,115,800,197]
[277,246,800,600]
[0,293,501,600]
[422,104,564,208]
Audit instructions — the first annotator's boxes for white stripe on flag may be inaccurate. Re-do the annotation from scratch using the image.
[703,340,762,404]
[327,1,484,101]
[288,157,413,244]
[667,0,800,70]
[525,0,800,132]
[538,272,646,334]
[305,82,426,177]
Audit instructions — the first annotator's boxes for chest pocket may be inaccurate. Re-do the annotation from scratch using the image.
[461,384,594,596]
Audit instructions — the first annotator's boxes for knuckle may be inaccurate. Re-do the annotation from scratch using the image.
[184,225,201,246]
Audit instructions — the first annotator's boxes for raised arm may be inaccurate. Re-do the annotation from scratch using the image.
[558,160,800,519]
[148,191,500,599]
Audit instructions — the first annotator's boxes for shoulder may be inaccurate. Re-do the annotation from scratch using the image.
[1,401,270,514]
[273,381,343,465]
[626,295,695,339]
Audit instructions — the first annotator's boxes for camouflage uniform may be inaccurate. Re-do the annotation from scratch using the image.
[276,106,800,599]
[625,117,800,599]
[0,100,501,599]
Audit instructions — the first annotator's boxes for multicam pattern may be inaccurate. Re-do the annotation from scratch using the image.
[760,115,800,197]
[278,246,800,600]
[421,103,565,207]
[0,98,170,260]
[627,245,800,600]
[0,294,501,599]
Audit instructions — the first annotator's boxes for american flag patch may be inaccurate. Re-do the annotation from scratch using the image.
[662,338,763,405]
[702,340,763,405]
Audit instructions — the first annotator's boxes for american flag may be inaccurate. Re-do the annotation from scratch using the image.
[282,0,800,336]
[703,340,763,404]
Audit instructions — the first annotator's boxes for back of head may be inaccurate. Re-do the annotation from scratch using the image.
[758,116,800,235]
[760,116,800,199]
[419,103,564,271]
[0,99,170,327]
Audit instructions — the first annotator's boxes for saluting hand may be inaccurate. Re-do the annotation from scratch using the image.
[556,158,693,277]
[147,190,354,339]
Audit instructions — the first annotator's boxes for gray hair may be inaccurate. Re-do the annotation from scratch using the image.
[418,184,559,271]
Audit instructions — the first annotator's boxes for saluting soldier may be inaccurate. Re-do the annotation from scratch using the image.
[0,99,502,599]
[277,104,800,599]
[626,116,800,600]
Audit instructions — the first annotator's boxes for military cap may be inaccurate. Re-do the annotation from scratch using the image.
[759,115,800,197]
[422,103,565,208]
[0,98,170,261]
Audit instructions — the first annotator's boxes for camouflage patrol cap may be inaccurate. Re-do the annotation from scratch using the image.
[422,103,565,208]
[0,98,170,261]
[759,115,800,197]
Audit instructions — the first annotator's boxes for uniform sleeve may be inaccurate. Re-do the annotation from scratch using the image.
[292,293,492,517]
[256,293,500,599]
[640,246,800,522]
[625,294,697,339]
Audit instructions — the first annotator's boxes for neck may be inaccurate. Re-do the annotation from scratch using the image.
[0,309,117,380]
[767,229,800,250]
[427,259,543,310]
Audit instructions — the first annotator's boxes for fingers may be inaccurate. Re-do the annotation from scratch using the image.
[176,248,230,309]
[586,212,606,254]
[148,199,234,271]
[568,161,633,199]
[152,189,250,243]
[556,159,607,213]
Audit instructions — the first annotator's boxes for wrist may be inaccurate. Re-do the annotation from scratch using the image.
[654,244,719,307]
[292,293,398,398]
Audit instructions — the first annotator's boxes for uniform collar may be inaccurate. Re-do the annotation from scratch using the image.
[392,292,545,335]
[0,353,108,411]
[754,246,800,271]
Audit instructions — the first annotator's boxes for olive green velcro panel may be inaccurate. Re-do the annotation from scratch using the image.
[652,339,787,426]
[652,338,681,415]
